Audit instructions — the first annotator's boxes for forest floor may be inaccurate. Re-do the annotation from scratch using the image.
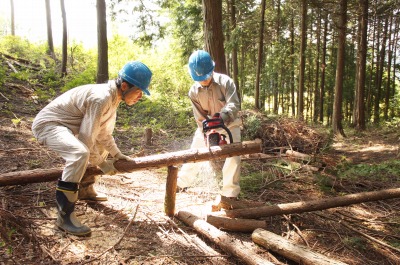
[1,80,400,265]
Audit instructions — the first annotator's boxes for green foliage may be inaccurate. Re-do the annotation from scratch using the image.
[242,112,262,140]
[336,159,400,182]
[343,236,367,250]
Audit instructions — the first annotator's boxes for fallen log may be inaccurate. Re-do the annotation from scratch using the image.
[224,187,400,219]
[252,228,348,265]
[176,211,274,265]
[206,215,267,232]
[0,140,261,186]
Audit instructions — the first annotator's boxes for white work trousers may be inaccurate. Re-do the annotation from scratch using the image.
[177,125,241,197]
[34,124,107,183]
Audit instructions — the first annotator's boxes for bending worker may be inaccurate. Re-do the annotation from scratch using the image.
[32,61,152,236]
[177,50,242,208]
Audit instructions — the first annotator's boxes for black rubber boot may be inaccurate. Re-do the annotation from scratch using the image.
[56,180,91,236]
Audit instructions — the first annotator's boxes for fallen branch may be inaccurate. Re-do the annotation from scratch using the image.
[176,211,274,265]
[0,140,262,186]
[252,228,348,265]
[224,188,400,219]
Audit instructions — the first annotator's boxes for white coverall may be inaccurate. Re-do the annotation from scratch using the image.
[177,73,242,197]
[32,80,122,183]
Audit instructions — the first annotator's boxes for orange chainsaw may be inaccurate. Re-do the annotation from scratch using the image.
[202,113,233,147]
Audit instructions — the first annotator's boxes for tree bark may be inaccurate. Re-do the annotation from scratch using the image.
[0,140,261,186]
[45,0,55,58]
[297,0,307,120]
[354,0,368,130]
[10,0,15,36]
[252,228,348,265]
[60,0,67,76]
[96,0,109,83]
[202,0,226,74]
[164,166,178,217]
[176,211,274,265]
[332,0,347,137]
[224,188,400,219]
[206,215,267,232]
[254,0,266,110]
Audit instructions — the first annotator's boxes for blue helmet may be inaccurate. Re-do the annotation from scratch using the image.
[118,61,152,95]
[188,50,215,81]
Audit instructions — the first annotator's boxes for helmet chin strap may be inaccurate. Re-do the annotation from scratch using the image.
[122,87,137,101]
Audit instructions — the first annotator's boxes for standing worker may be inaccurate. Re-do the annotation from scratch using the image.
[32,61,152,236]
[177,50,242,208]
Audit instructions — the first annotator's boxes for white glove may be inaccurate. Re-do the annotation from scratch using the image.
[114,152,133,161]
[98,160,117,175]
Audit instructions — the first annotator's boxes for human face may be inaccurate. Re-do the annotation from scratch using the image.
[122,83,143,106]
[199,76,213,87]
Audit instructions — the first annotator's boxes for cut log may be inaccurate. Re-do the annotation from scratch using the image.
[176,211,274,265]
[285,150,311,160]
[164,165,178,217]
[211,194,265,211]
[206,215,267,232]
[252,228,348,265]
[0,140,261,186]
[225,187,400,219]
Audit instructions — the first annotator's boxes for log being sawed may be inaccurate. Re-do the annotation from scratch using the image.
[0,140,261,186]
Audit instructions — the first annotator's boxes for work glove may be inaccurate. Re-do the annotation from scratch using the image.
[98,160,117,175]
[114,152,134,161]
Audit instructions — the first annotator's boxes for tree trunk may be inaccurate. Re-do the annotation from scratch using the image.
[332,0,347,137]
[60,0,67,76]
[224,188,400,219]
[290,14,296,116]
[96,0,109,84]
[176,211,274,265]
[202,0,226,74]
[0,140,262,186]
[229,0,240,102]
[297,0,307,120]
[252,229,348,265]
[10,0,15,36]
[319,14,327,123]
[384,15,393,121]
[254,0,266,110]
[45,0,55,58]
[355,0,368,130]
[373,16,388,124]
[313,9,321,123]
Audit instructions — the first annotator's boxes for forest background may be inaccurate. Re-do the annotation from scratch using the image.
[1,0,399,135]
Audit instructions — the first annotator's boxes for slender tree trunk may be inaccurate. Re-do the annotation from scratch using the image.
[202,0,226,74]
[319,14,328,123]
[96,0,109,84]
[254,0,266,110]
[390,20,399,118]
[290,15,295,116]
[355,0,368,130]
[332,0,347,137]
[313,9,321,123]
[384,15,393,121]
[229,0,240,103]
[298,0,307,120]
[10,0,15,36]
[60,0,67,76]
[45,0,55,58]
[373,16,388,124]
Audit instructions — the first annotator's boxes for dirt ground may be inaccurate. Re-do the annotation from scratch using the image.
[1,83,400,265]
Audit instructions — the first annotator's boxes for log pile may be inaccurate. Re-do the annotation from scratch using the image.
[185,187,400,264]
